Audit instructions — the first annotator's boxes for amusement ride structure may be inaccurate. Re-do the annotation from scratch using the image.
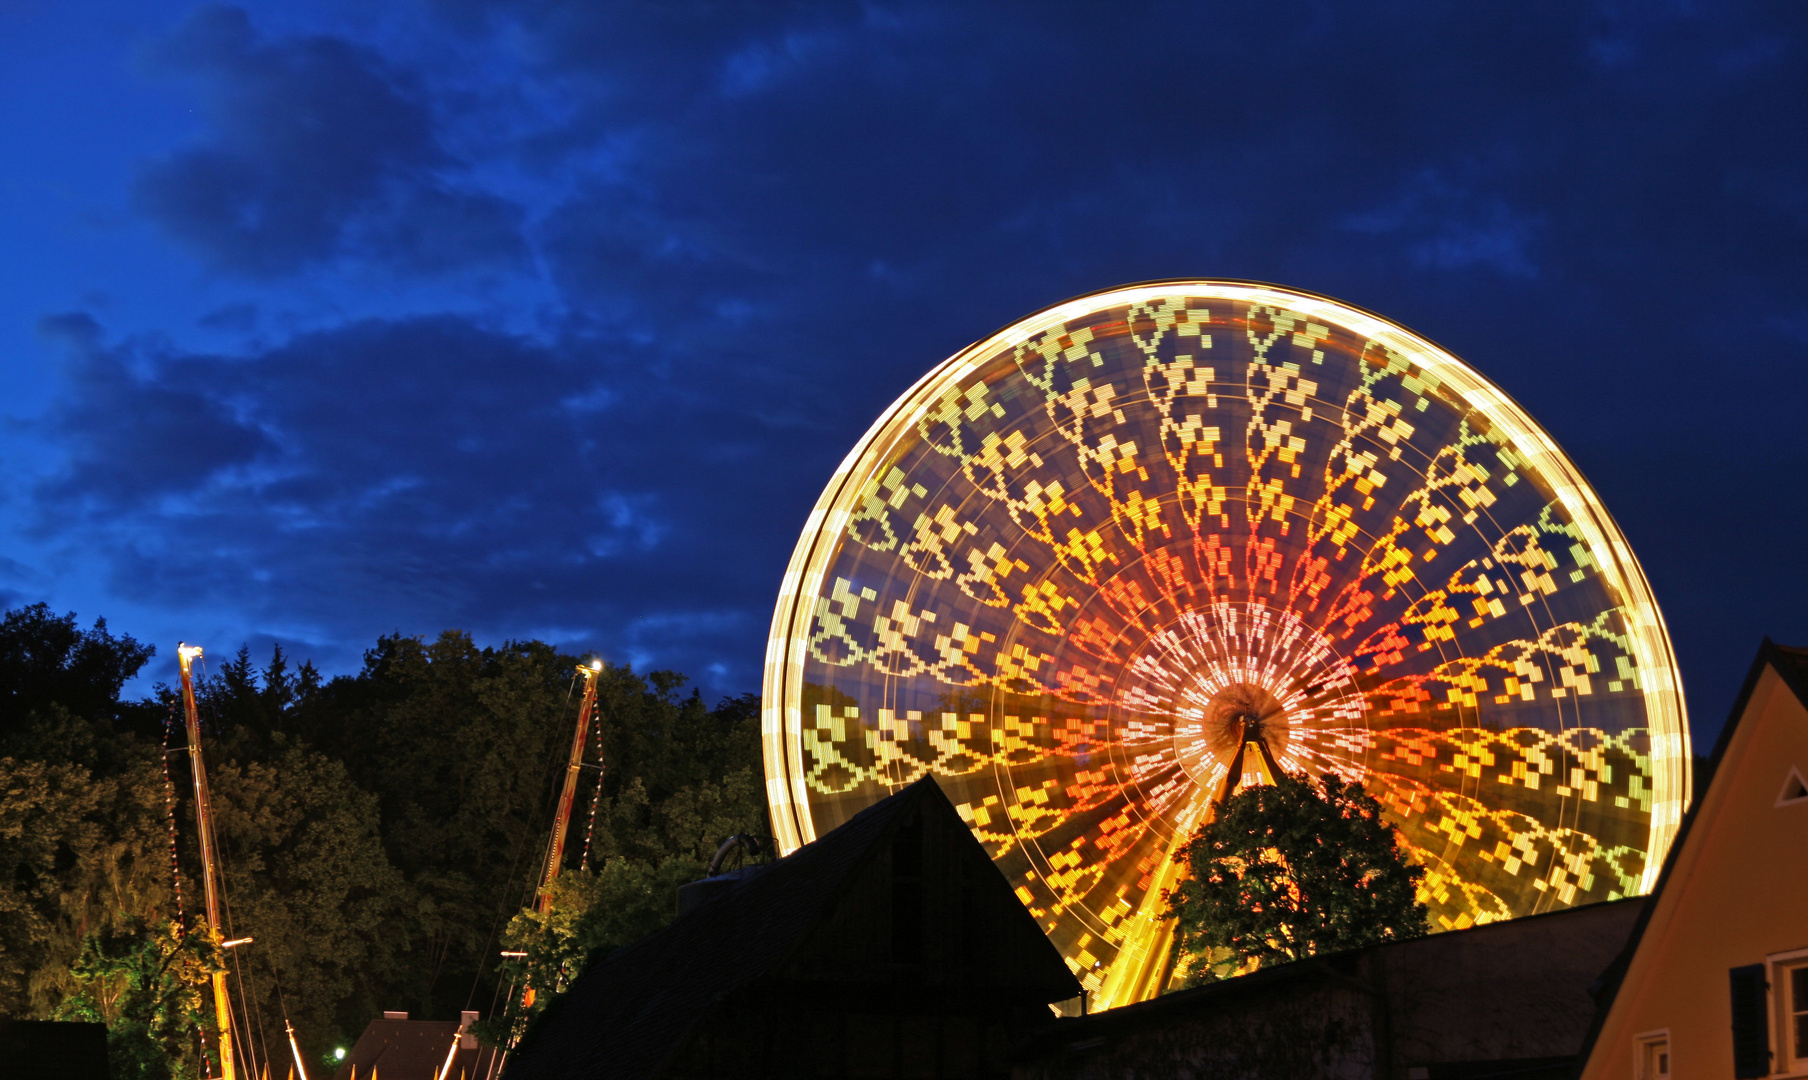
[170,652,608,1078]
[176,644,242,1080]
[175,644,307,1080]
[761,280,1691,1009]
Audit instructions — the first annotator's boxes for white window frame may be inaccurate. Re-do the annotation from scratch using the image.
[1772,947,1808,1077]
[1633,1028,1670,1080]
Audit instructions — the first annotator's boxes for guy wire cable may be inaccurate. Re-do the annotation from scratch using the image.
[202,655,272,1080]
[192,653,228,1080]
[201,657,260,1080]
[494,670,587,1053]
[482,671,586,1072]
[463,670,580,1013]
[525,672,584,906]
[266,942,308,1080]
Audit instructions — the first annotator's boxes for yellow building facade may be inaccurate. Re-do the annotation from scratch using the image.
[1580,641,1808,1080]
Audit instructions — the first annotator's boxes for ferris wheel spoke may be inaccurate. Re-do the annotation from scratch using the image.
[768,283,1688,1006]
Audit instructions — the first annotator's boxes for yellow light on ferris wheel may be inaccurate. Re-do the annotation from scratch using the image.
[760,280,1689,1009]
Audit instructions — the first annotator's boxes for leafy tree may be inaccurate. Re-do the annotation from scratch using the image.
[279,632,612,1026]
[0,748,175,1017]
[52,918,218,1080]
[487,855,701,1033]
[1167,771,1428,983]
[203,741,409,1066]
[584,688,765,870]
[491,759,769,1030]
[0,604,767,1066]
[262,632,766,1041]
[0,603,155,739]
[0,603,175,1023]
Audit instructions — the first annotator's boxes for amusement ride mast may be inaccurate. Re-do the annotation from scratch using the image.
[539,659,604,914]
[1210,712,1286,808]
[512,658,604,1020]
[178,643,238,1080]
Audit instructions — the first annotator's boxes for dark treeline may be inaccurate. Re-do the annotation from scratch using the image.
[0,603,766,1078]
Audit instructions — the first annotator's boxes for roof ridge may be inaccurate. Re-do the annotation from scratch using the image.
[1573,638,1807,1074]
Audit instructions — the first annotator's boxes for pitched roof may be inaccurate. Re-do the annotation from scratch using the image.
[1765,641,1808,716]
[1017,894,1643,1059]
[1573,638,1808,1069]
[331,1019,500,1080]
[505,775,1058,1080]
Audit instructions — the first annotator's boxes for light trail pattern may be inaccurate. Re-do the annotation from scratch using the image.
[762,281,1689,1008]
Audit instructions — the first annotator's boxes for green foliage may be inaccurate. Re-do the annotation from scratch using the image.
[0,604,156,738]
[0,604,765,1072]
[488,856,702,1031]
[1167,771,1428,983]
[52,918,218,1080]
[492,758,769,1030]
[0,604,176,1019]
[203,741,410,1061]
[0,745,174,1016]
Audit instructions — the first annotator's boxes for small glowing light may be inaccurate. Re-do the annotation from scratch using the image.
[499,950,527,958]
[178,643,204,661]
[221,936,254,948]
[334,1049,346,1061]
[589,659,604,672]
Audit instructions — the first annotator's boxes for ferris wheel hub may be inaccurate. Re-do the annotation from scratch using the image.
[764,280,1691,1008]
[1119,601,1360,793]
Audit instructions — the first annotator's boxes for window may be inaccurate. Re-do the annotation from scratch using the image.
[1779,766,1808,808]
[1774,950,1808,1075]
[1635,1031,1670,1080]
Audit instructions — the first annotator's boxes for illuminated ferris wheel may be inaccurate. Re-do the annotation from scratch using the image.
[761,281,1690,1008]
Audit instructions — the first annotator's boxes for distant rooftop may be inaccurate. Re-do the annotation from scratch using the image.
[332,1012,499,1080]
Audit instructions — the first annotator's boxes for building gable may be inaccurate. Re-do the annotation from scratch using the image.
[1579,641,1808,1080]
[505,776,1079,1080]
[781,790,1078,997]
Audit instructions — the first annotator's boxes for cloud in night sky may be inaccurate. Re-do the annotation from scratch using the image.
[133,6,526,277]
[30,310,783,679]
[4,0,1806,731]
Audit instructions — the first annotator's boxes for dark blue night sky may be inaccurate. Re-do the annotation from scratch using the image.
[2,2,1803,746]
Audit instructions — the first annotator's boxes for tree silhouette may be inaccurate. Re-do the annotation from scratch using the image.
[1167,771,1427,984]
[0,603,767,1069]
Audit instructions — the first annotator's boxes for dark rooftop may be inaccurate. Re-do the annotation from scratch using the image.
[331,1016,499,1080]
[504,775,1078,1080]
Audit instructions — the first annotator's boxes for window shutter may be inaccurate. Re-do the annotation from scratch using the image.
[1730,963,1771,1079]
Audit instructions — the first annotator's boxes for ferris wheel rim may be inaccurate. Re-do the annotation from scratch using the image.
[762,279,1691,1006]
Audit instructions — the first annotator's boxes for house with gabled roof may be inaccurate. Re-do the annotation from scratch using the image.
[1578,640,1808,1080]
[332,1010,500,1080]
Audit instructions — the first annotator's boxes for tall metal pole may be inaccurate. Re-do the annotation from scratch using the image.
[517,659,606,1021]
[538,660,603,912]
[179,643,238,1080]
[284,1020,310,1080]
